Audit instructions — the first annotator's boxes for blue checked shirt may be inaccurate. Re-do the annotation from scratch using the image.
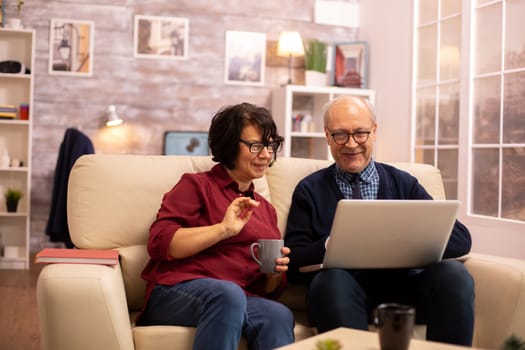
[334,161,380,199]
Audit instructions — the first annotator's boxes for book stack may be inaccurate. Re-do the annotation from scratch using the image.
[0,104,17,120]
[35,248,120,265]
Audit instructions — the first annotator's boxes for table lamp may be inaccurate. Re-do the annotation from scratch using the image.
[277,31,305,85]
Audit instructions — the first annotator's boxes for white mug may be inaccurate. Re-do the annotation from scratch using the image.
[249,239,284,274]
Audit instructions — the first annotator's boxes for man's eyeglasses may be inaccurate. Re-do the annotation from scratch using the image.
[329,130,372,145]
[239,139,281,154]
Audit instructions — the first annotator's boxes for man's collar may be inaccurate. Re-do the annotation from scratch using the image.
[334,160,376,183]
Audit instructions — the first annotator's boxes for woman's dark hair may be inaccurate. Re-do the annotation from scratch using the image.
[208,102,284,169]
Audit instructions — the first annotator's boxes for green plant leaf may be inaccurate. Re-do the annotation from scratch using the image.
[5,187,22,201]
[315,338,342,350]
[501,334,525,350]
[17,0,24,17]
[305,40,327,73]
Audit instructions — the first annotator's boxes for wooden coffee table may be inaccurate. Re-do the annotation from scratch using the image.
[275,327,480,350]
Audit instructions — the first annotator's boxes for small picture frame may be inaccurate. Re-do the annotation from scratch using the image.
[332,41,368,88]
[0,0,4,28]
[224,30,266,86]
[133,15,189,60]
[48,19,95,76]
[163,131,209,156]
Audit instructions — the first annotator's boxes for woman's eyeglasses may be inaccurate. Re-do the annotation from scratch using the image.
[239,139,281,154]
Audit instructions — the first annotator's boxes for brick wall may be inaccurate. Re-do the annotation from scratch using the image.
[4,0,358,249]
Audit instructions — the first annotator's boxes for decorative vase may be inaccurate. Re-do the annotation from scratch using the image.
[305,70,327,86]
[6,199,19,213]
[6,18,23,29]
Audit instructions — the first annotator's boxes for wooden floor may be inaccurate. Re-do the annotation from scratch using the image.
[0,260,43,350]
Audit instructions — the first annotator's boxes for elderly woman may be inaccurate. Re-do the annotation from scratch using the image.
[137,102,294,350]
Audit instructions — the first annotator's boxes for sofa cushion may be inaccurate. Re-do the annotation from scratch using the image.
[465,253,525,348]
[119,245,149,311]
[131,320,316,350]
[266,158,332,235]
[388,162,446,200]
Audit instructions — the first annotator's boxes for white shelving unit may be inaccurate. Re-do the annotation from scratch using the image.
[271,85,376,160]
[0,28,35,269]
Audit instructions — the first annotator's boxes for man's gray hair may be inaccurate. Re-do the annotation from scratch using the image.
[323,95,376,127]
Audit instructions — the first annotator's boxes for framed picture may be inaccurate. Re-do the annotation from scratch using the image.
[133,15,189,60]
[163,131,209,156]
[224,31,266,86]
[332,41,368,88]
[48,19,95,76]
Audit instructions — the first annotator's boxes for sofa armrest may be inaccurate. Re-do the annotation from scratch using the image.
[37,263,134,350]
[464,253,525,349]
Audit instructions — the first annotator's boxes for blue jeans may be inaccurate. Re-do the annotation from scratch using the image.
[307,260,474,346]
[138,278,294,350]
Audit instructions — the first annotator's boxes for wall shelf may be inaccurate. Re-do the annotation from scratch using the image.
[0,28,35,270]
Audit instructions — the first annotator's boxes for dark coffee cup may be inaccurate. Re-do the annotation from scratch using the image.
[374,303,415,350]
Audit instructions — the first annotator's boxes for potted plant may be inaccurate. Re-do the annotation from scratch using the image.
[6,0,24,28]
[304,39,328,86]
[4,187,22,213]
[501,334,525,350]
[315,339,342,350]
[17,0,25,17]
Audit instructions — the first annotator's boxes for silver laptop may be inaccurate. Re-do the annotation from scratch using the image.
[299,200,460,272]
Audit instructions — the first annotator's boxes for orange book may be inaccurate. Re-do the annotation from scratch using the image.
[35,248,119,265]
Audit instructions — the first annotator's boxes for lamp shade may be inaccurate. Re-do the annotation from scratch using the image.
[105,105,123,127]
[277,31,305,57]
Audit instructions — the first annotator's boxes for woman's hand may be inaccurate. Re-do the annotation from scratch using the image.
[274,246,291,273]
[221,196,260,239]
[168,196,259,259]
[265,246,291,293]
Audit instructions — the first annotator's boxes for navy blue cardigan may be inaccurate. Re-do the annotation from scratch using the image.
[284,162,472,280]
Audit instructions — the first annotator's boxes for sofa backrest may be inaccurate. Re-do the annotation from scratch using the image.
[67,154,445,311]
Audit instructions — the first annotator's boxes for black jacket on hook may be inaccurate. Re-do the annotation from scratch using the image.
[45,128,95,248]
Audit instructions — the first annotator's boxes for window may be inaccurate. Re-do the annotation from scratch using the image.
[413,0,462,199]
[471,0,525,221]
[413,0,525,223]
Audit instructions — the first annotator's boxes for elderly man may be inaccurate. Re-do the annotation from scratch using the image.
[285,95,474,346]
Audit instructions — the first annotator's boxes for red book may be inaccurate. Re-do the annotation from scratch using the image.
[35,248,119,265]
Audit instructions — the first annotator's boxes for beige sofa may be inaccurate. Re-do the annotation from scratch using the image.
[37,155,525,350]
